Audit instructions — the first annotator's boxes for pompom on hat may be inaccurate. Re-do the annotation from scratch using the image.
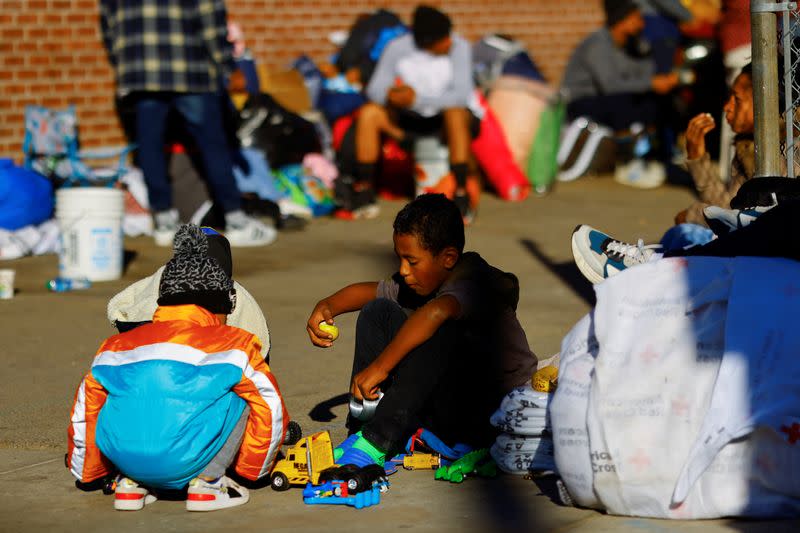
[158,224,236,315]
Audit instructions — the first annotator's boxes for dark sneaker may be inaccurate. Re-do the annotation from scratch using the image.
[453,193,476,225]
[571,225,660,284]
[334,176,379,220]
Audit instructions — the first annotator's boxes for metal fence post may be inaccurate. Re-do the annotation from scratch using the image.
[751,0,783,176]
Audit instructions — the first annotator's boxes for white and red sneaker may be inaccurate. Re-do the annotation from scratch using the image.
[186,475,249,512]
[113,476,157,511]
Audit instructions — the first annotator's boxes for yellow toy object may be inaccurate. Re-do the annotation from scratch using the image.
[270,431,335,491]
[318,321,339,340]
[402,452,441,470]
[532,366,558,392]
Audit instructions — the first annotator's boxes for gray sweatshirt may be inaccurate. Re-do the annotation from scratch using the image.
[366,33,474,117]
[561,28,655,102]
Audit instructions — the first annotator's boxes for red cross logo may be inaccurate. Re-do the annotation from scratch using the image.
[669,500,691,519]
[628,448,651,472]
[638,345,659,363]
[780,423,800,444]
[669,258,688,273]
[671,396,689,416]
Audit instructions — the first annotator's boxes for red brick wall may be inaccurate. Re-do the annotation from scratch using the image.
[0,0,603,161]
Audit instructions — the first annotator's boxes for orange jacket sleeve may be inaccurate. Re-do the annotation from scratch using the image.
[67,371,113,483]
[232,335,288,480]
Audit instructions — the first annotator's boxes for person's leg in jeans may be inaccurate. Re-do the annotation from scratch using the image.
[174,92,243,215]
[134,93,173,212]
[199,405,251,480]
[345,298,461,456]
[666,200,800,260]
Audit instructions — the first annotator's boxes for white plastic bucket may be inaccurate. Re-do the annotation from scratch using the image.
[56,188,125,281]
[414,137,449,197]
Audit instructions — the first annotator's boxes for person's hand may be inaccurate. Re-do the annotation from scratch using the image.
[652,72,679,95]
[387,85,415,108]
[319,63,339,79]
[344,66,362,86]
[351,363,388,401]
[674,209,689,225]
[307,300,336,347]
[685,112,716,160]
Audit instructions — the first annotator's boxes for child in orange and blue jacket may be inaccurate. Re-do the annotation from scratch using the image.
[67,225,287,512]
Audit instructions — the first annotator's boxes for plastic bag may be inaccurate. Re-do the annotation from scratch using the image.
[273,164,335,217]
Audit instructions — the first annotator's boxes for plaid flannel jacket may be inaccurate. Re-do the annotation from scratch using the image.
[99,0,235,94]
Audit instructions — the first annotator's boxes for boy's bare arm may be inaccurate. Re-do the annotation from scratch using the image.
[307,282,378,347]
[351,294,461,401]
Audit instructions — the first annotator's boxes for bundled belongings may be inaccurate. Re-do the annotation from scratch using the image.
[489,385,556,475]
[550,255,800,519]
[237,93,322,169]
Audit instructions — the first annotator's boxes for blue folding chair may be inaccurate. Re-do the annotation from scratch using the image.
[22,104,135,187]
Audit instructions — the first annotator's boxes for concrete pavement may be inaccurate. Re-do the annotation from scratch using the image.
[1,175,796,532]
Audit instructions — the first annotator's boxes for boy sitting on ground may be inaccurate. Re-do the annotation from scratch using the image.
[67,225,287,512]
[306,193,536,467]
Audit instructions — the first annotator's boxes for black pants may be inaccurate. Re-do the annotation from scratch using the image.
[567,92,659,132]
[347,299,499,455]
[666,200,800,261]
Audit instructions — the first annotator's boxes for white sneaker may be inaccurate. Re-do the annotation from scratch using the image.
[571,225,661,284]
[153,208,180,247]
[703,204,773,235]
[614,159,666,189]
[277,197,313,220]
[224,211,277,247]
[186,476,249,512]
[113,476,157,511]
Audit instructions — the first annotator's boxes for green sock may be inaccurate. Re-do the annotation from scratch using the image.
[352,432,386,465]
[333,431,386,465]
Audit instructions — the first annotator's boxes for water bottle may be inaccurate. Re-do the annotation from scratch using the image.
[47,277,92,292]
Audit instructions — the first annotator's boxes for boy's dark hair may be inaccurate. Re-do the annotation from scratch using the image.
[412,5,452,50]
[393,193,465,254]
[740,62,753,81]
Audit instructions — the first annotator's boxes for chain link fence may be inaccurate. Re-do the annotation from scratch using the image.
[752,0,800,177]
[780,1,800,177]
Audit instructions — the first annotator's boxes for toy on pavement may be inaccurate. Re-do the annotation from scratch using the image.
[270,430,336,490]
[435,448,497,483]
[303,480,387,509]
[401,452,441,470]
[271,430,390,495]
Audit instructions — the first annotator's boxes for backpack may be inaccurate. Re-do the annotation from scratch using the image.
[335,9,405,85]
[236,93,321,169]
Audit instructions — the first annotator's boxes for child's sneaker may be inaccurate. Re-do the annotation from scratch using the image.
[113,476,157,511]
[186,475,249,512]
[571,224,661,284]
